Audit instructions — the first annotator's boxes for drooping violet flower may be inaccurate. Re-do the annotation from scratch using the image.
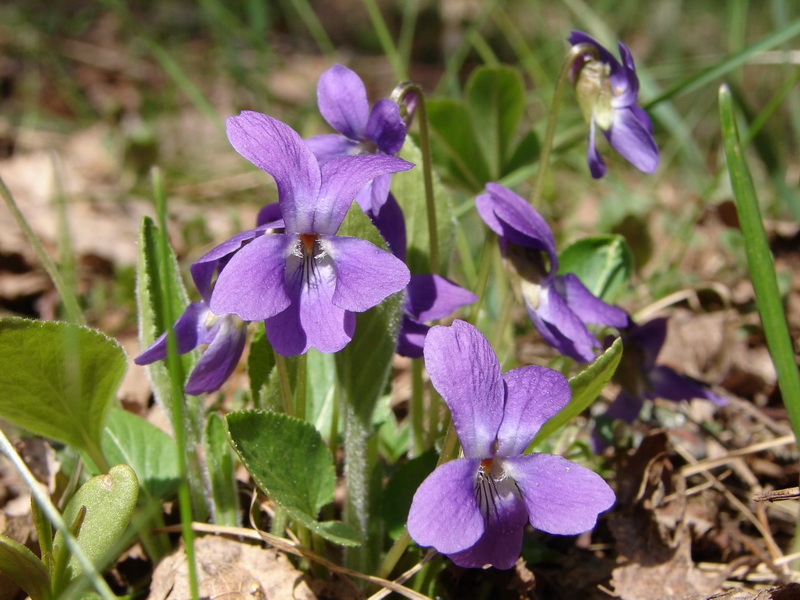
[305,64,407,216]
[476,183,628,362]
[407,320,615,569]
[208,110,413,356]
[135,301,247,395]
[396,274,478,358]
[567,30,659,179]
[592,316,726,450]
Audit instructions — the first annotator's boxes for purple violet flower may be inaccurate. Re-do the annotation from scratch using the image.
[306,64,407,216]
[568,30,659,179]
[135,301,247,395]
[208,110,413,356]
[396,274,478,358]
[407,320,615,569]
[593,316,726,450]
[476,182,628,362]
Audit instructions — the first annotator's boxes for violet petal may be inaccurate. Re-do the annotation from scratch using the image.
[626,317,667,366]
[266,250,356,355]
[184,316,247,395]
[395,315,429,359]
[604,106,659,174]
[649,365,726,405]
[587,120,607,179]
[135,301,207,364]
[551,273,628,328]
[366,191,407,261]
[504,453,615,535]
[328,235,410,312]
[191,226,269,301]
[423,320,504,458]
[446,476,528,570]
[365,98,406,155]
[495,366,571,456]
[317,64,369,141]
[305,134,359,167]
[314,154,413,234]
[226,111,322,233]
[209,233,293,321]
[406,274,477,322]
[256,202,285,228]
[476,183,557,264]
[528,284,600,362]
[407,458,484,555]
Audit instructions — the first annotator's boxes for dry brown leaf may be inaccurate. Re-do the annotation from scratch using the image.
[147,535,316,600]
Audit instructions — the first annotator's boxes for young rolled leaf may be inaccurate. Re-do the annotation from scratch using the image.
[101,407,180,500]
[53,464,138,583]
[558,235,634,303]
[0,318,125,468]
[135,216,193,424]
[225,410,359,546]
[0,535,50,600]
[426,97,491,192]
[528,337,623,449]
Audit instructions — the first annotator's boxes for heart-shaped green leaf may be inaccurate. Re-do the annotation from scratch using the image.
[0,318,125,462]
[226,411,359,546]
[465,65,526,177]
[558,235,633,303]
[101,407,180,500]
[426,97,491,192]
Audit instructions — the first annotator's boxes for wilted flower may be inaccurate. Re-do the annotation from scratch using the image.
[568,30,659,178]
[305,64,407,216]
[407,320,615,569]
[593,316,726,450]
[396,274,478,358]
[135,301,247,395]
[208,110,413,356]
[476,182,628,361]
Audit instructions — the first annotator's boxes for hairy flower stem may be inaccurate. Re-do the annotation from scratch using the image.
[381,420,461,579]
[152,169,200,600]
[410,359,425,456]
[294,353,308,421]
[467,231,497,324]
[530,43,599,208]
[274,351,294,416]
[392,82,440,273]
[0,174,85,325]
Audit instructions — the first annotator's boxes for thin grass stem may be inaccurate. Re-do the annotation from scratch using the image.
[0,175,84,325]
[151,169,200,600]
[719,84,800,439]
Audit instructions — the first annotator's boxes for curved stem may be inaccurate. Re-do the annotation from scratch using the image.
[530,42,599,209]
[392,82,440,274]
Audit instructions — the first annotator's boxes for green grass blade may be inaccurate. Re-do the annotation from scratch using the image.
[719,83,800,440]
[650,17,800,107]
